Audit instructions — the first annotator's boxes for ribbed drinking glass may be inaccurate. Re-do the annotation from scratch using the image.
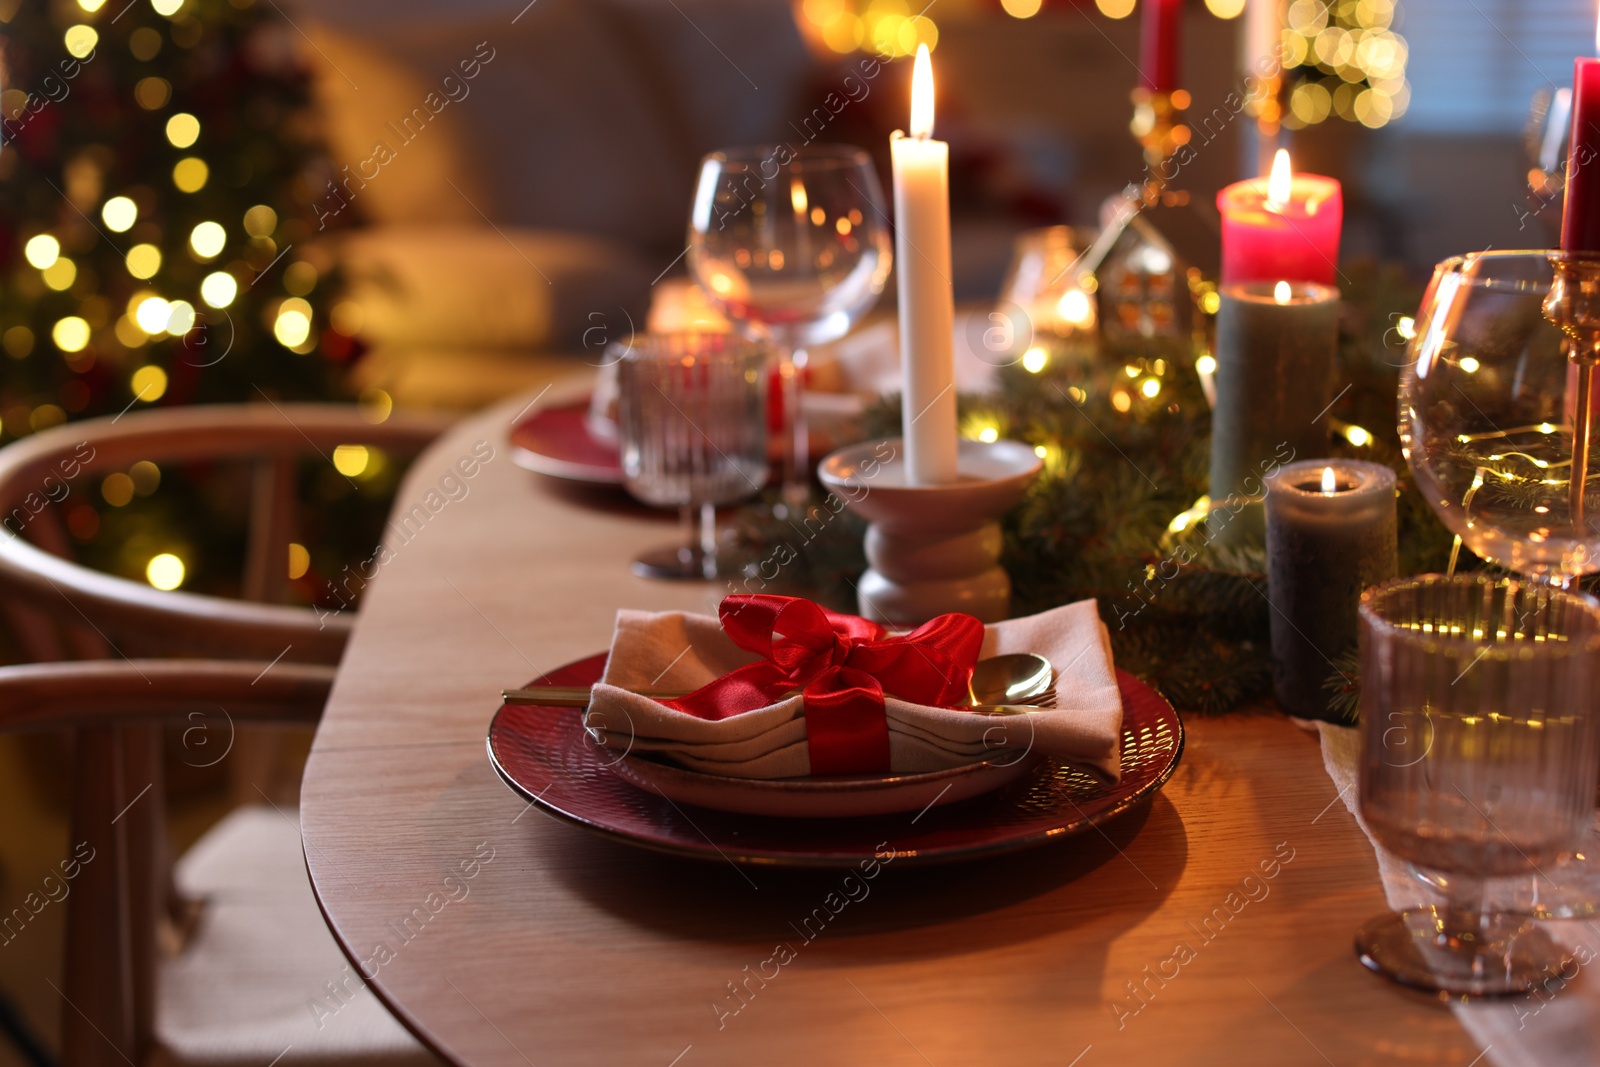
[1356,573,1600,995]
[616,332,769,580]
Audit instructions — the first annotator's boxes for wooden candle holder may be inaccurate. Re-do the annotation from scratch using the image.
[818,438,1041,625]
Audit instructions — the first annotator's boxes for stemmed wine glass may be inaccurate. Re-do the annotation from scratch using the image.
[615,332,769,580]
[688,144,892,507]
[1399,248,1600,916]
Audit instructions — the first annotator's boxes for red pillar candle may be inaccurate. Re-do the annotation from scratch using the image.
[1562,56,1600,251]
[1217,149,1343,286]
[1139,0,1182,93]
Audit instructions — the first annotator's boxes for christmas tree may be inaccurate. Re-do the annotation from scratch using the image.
[0,0,385,604]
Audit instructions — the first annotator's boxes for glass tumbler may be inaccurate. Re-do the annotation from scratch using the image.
[1356,573,1600,996]
[615,332,769,580]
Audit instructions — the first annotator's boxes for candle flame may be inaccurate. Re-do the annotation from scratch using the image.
[1274,280,1292,304]
[790,178,808,216]
[1267,148,1292,206]
[910,44,934,139]
[1321,466,1337,493]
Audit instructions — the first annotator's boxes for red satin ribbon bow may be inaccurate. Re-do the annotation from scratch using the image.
[667,595,985,775]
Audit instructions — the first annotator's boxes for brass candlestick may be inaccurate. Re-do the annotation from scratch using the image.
[1542,257,1600,528]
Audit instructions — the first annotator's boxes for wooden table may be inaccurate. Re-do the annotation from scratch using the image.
[300,385,1479,1066]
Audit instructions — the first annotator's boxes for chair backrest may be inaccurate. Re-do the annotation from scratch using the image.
[0,403,447,1064]
[0,403,449,664]
[0,660,335,1067]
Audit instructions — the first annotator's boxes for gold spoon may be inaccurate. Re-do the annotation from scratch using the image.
[501,652,1056,712]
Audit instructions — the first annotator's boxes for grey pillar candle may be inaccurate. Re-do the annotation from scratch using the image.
[1210,282,1340,508]
[1265,459,1397,722]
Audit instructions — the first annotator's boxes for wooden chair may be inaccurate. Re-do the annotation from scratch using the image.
[0,405,452,1066]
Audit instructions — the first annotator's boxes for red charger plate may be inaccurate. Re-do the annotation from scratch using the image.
[509,401,622,485]
[487,653,1185,867]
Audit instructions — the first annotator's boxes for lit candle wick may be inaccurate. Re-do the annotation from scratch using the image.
[909,44,934,141]
[1321,466,1337,494]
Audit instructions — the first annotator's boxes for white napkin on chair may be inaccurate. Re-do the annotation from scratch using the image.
[589,600,1123,782]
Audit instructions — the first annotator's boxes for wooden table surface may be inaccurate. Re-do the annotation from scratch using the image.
[300,383,1479,1066]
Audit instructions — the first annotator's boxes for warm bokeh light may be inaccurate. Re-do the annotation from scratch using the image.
[166,112,200,148]
[52,317,91,353]
[288,542,311,580]
[1283,0,1407,129]
[135,297,172,334]
[42,259,77,291]
[189,221,226,259]
[165,300,196,334]
[1021,346,1048,374]
[332,444,370,477]
[358,387,393,424]
[146,553,186,591]
[200,271,238,308]
[131,364,168,401]
[102,473,135,507]
[134,76,171,110]
[800,0,936,58]
[125,243,162,279]
[243,204,278,237]
[274,299,312,348]
[1056,288,1094,327]
[1095,0,1136,18]
[64,25,97,58]
[284,261,318,296]
[151,0,184,16]
[102,196,138,232]
[1001,0,1043,17]
[1205,0,1246,15]
[24,235,60,269]
[173,157,209,192]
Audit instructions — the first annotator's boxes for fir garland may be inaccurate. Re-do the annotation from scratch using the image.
[734,262,1468,715]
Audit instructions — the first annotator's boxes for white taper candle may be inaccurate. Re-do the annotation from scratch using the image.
[889,44,958,485]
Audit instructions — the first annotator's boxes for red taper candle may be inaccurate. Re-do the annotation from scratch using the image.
[1139,0,1182,94]
[1563,57,1600,251]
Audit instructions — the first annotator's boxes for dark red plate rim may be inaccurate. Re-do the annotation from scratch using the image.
[508,401,622,484]
[487,653,1184,867]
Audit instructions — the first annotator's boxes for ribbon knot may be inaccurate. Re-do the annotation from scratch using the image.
[666,595,984,775]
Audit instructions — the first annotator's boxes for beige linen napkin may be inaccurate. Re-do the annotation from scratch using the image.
[589,600,1123,782]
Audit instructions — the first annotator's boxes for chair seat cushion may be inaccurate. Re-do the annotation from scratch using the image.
[151,806,442,1067]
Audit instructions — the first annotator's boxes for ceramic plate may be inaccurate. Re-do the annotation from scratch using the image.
[486,652,1185,867]
[508,401,622,484]
[609,749,1045,819]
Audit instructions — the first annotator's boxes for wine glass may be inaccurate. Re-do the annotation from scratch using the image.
[615,332,769,580]
[1355,574,1600,996]
[1399,248,1600,916]
[688,144,892,507]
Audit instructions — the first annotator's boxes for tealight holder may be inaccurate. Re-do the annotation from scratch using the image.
[818,438,1041,625]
